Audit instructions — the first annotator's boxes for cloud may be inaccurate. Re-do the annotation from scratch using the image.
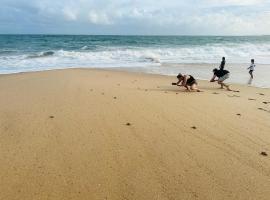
[62,7,77,21]
[88,10,112,25]
[0,0,269,35]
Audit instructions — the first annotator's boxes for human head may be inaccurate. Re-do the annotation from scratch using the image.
[213,68,218,73]
[177,73,183,79]
[222,57,225,61]
[251,59,254,63]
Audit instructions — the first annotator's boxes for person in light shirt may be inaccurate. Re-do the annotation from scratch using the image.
[247,59,255,79]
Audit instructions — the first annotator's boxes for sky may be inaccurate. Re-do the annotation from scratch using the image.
[0,0,270,35]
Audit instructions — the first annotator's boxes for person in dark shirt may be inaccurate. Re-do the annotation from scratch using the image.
[172,73,201,92]
[210,68,231,91]
[219,57,226,70]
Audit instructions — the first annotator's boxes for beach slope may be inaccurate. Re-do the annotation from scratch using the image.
[0,69,270,200]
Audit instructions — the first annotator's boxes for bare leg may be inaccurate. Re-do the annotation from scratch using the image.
[218,81,223,89]
[249,71,254,79]
[191,83,201,92]
[220,82,231,91]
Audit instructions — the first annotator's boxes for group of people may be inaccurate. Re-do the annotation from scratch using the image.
[172,57,256,92]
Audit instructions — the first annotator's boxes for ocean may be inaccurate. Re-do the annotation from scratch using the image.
[0,35,270,87]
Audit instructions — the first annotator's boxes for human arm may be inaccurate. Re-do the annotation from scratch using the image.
[210,74,217,82]
[172,80,181,85]
[181,75,189,86]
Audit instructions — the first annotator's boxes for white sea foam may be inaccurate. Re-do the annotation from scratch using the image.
[1,43,270,87]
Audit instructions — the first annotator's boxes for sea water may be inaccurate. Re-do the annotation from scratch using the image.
[0,35,270,87]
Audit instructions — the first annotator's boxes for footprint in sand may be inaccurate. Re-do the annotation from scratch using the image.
[157,86,160,88]
[248,98,256,101]
[236,113,241,116]
[191,126,197,129]
[145,89,148,92]
[49,116,54,119]
[126,123,131,126]
[258,93,265,96]
[257,108,270,113]
[176,93,179,95]
[164,91,168,93]
[228,95,240,97]
[263,101,270,104]
[213,92,219,94]
[113,97,117,99]
[233,90,240,93]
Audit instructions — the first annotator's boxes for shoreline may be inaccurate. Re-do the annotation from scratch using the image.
[0,66,269,90]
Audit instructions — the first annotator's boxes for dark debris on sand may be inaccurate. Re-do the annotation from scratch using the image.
[191,126,197,129]
[49,116,54,119]
[113,97,117,99]
[126,123,131,126]
[236,113,241,116]
[260,152,268,156]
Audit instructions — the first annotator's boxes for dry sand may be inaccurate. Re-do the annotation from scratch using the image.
[0,69,270,200]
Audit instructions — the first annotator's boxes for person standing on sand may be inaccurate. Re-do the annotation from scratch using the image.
[219,57,226,70]
[172,73,201,92]
[247,59,255,79]
[210,68,232,91]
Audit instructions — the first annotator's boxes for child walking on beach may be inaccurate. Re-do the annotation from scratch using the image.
[172,73,201,92]
[210,68,232,91]
[247,59,255,79]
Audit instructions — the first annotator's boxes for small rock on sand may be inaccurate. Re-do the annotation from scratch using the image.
[126,123,131,126]
[260,152,268,156]
[237,113,241,116]
[191,126,197,129]
[49,116,54,119]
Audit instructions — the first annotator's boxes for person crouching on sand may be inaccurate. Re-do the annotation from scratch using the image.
[210,68,232,91]
[172,73,201,92]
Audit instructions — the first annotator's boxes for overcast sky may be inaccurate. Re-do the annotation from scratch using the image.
[0,0,270,35]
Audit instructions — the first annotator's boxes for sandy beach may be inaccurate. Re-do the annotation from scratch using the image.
[0,68,270,200]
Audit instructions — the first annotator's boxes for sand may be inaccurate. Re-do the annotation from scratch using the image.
[0,69,270,200]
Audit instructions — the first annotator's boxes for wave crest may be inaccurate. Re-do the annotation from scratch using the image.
[27,51,55,59]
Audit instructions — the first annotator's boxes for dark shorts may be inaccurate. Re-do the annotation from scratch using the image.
[249,70,254,73]
[187,80,197,86]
